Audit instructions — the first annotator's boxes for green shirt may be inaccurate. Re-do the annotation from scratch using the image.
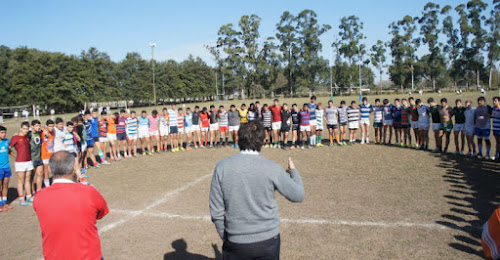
[453,106,466,124]
[430,105,441,123]
[29,131,42,161]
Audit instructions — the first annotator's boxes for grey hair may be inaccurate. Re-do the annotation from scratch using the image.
[49,151,75,177]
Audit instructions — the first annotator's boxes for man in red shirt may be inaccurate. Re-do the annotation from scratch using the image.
[269,99,282,148]
[34,151,109,260]
[9,122,33,206]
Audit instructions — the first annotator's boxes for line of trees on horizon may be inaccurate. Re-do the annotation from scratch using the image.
[0,0,498,112]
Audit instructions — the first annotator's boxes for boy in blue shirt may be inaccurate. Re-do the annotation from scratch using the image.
[0,126,13,211]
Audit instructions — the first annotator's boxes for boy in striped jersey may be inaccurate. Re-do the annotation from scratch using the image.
[148,110,160,153]
[138,111,152,155]
[291,104,300,149]
[299,104,311,149]
[168,104,179,152]
[117,109,128,158]
[126,111,138,157]
[373,99,384,144]
[359,97,372,144]
[347,101,360,144]
[474,97,493,159]
[324,100,339,146]
[338,101,348,145]
[98,112,111,164]
[400,99,412,146]
[382,99,394,144]
[492,97,500,160]
[262,104,272,147]
[392,99,402,145]
[177,108,185,151]
[315,103,324,147]
[218,106,229,147]
[453,99,466,155]
[416,99,430,150]
[159,108,169,151]
[464,101,477,156]
[307,96,318,147]
[438,98,454,154]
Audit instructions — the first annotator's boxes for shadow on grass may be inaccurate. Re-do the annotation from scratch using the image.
[434,152,500,258]
[164,239,222,260]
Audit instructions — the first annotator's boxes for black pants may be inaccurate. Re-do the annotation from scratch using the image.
[223,234,280,260]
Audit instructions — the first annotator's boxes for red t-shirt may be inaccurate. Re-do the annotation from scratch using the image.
[270,105,282,122]
[200,112,209,128]
[33,182,109,260]
[9,135,31,162]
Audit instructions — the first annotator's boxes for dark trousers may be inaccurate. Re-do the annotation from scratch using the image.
[223,234,280,260]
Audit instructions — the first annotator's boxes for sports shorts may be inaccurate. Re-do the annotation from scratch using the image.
[373,122,383,128]
[316,123,324,131]
[393,122,401,129]
[99,137,108,143]
[474,127,490,140]
[360,118,370,125]
[400,124,410,129]
[191,125,200,132]
[281,124,290,132]
[272,122,282,131]
[432,123,441,131]
[494,130,500,136]
[138,126,149,138]
[160,126,169,137]
[15,161,34,172]
[418,122,430,131]
[454,123,465,132]
[127,134,138,140]
[87,138,94,147]
[0,168,12,179]
[43,159,50,165]
[32,158,43,168]
[177,127,184,134]
[348,121,359,130]
[107,133,117,142]
[292,124,299,131]
[117,133,127,141]
[149,130,159,136]
[229,125,239,132]
[169,126,178,134]
[201,126,209,132]
[309,120,317,127]
[300,125,311,132]
[219,126,228,132]
[327,124,338,130]
[440,123,453,133]
[383,119,393,126]
[184,126,193,133]
[410,121,419,129]
[93,137,99,142]
[339,122,347,127]
[464,126,474,136]
[210,123,219,131]
[264,126,272,132]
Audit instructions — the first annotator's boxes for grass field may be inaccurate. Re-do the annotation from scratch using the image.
[0,91,499,259]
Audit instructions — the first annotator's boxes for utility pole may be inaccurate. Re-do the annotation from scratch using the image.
[215,70,219,103]
[149,43,157,109]
[289,47,293,97]
[330,43,334,101]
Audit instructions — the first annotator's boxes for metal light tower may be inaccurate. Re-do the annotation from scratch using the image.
[330,43,334,101]
[149,42,157,109]
[289,47,293,97]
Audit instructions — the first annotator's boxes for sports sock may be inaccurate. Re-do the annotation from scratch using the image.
[18,195,24,201]
[98,150,105,161]
[316,135,321,144]
[44,179,50,187]
[335,135,340,143]
[2,196,6,203]
[478,145,483,155]
[486,148,491,156]
[329,135,333,143]
[366,137,369,143]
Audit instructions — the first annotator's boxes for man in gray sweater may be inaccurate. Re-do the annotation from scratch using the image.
[210,121,304,259]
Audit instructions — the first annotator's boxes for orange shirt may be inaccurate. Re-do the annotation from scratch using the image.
[107,119,116,134]
[41,131,55,160]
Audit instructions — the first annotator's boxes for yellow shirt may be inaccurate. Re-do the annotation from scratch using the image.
[238,109,248,123]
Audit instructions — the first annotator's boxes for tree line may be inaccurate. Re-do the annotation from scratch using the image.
[0,0,498,112]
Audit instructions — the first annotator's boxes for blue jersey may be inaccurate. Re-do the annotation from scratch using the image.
[393,106,402,123]
[185,113,193,127]
[84,119,93,141]
[493,107,500,132]
[90,117,99,138]
[126,117,138,135]
[359,104,372,119]
[384,104,394,120]
[0,139,9,169]
[307,103,318,120]
[138,117,149,127]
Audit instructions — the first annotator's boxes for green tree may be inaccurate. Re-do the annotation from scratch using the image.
[486,0,500,89]
[370,40,387,85]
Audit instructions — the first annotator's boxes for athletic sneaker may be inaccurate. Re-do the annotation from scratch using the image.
[102,161,111,165]
[329,143,334,147]
[301,145,305,150]
[19,200,29,206]
[81,173,89,178]
[180,147,185,151]
[26,197,34,203]
[235,144,239,148]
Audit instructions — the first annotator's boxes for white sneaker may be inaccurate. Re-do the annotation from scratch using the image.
[360,140,365,144]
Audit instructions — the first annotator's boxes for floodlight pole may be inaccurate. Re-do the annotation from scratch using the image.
[330,44,334,101]
[289,47,293,97]
[150,43,157,109]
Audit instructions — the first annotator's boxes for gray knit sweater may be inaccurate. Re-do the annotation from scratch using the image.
[209,151,304,244]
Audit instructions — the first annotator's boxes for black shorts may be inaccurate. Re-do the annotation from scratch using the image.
[327,124,338,129]
[117,133,127,141]
[393,122,401,129]
[264,126,272,132]
[292,124,299,131]
[32,158,43,168]
[93,137,99,142]
[281,125,290,132]
[339,122,347,127]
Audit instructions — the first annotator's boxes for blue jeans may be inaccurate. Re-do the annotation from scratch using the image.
[223,234,280,260]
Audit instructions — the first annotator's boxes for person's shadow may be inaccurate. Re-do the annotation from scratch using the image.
[163,239,222,260]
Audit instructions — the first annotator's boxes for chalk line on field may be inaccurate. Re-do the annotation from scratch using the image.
[99,173,212,234]
[110,209,481,232]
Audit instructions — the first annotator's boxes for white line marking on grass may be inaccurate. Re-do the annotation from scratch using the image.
[110,209,481,231]
[99,173,212,234]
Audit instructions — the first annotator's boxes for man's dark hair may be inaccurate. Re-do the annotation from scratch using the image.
[21,121,30,128]
[362,97,367,102]
[31,119,41,126]
[101,111,107,115]
[427,97,434,103]
[238,121,265,152]
[340,100,346,105]
[230,105,235,108]
[416,99,422,105]
[195,106,200,109]
[375,98,380,103]
[455,99,462,104]
[0,125,6,132]
[255,101,260,104]
[274,99,279,102]
[478,96,486,102]
[383,99,389,104]
[84,110,91,115]
[408,97,414,101]
[120,109,126,113]
[311,96,317,100]
[441,98,447,103]
[66,121,74,127]
[131,110,136,114]
[210,105,215,109]
[46,119,55,125]
[49,151,76,177]
[55,117,64,124]
[152,110,158,115]
[394,98,400,102]
[141,110,147,114]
